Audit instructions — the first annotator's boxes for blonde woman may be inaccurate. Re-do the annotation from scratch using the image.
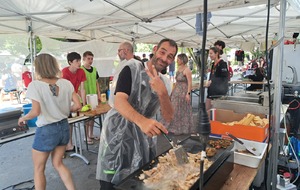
[165,53,194,134]
[18,53,81,190]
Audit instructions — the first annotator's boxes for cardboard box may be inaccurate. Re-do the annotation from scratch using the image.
[210,109,269,142]
[233,139,267,168]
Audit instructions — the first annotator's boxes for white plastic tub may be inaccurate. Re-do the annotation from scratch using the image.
[233,139,267,168]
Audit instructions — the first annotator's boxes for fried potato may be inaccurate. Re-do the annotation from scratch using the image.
[262,118,269,126]
[249,121,256,126]
[222,113,269,127]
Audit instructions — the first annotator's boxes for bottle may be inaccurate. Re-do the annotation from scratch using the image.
[294,91,298,97]
[101,93,107,104]
[109,81,112,91]
[272,33,278,45]
[107,90,110,100]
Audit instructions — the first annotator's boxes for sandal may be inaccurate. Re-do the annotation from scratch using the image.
[84,138,94,145]
[65,146,80,152]
[90,136,100,141]
[65,146,75,152]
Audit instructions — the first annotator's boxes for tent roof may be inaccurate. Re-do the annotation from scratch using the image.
[0,0,299,48]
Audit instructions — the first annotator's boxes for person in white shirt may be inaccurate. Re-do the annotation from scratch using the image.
[18,53,81,190]
[109,41,141,107]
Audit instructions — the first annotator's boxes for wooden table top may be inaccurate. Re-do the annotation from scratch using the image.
[220,164,258,190]
[68,115,89,124]
[221,144,269,190]
[81,103,111,117]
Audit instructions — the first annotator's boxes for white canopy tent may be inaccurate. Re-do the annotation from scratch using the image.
[0,0,299,93]
[0,0,299,49]
[0,1,299,189]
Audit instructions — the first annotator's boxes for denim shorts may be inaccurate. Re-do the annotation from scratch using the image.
[32,119,69,152]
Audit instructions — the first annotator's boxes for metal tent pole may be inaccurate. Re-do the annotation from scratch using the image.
[197,0,211,189]
[33,35,36,57]
[266,0,286,189]
[27,19,34,75]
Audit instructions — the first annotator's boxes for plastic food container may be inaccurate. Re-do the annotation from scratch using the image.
[210,109,269,142]
[233,138,267,168]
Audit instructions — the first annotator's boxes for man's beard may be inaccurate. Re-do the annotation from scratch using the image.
[152,56,168,72]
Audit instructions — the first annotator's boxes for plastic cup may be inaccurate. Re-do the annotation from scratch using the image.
[71,112,77,118]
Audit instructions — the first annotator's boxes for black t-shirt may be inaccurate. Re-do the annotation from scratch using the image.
[115,66,132,96]
[235,50,245,62]
[248,68,264,82]
[247,68,265,90]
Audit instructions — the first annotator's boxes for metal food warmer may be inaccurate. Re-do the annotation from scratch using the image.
[212,91,273,115]
[0,107,28,140]
[115,136,234,190]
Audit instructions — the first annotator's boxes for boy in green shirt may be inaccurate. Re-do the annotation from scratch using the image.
[82,51,101,144]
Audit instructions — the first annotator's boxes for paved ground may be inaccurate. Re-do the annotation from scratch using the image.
[0,123,102,190]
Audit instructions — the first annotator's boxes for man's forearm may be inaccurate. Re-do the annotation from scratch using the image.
[158,90,174,122]
[79,82,86,105]
[114,93,146,127]
[81,89,86,105]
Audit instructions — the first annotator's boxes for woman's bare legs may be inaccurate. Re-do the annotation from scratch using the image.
[51,145,75,190]
[66,125,74,151]
[32,149,50,190]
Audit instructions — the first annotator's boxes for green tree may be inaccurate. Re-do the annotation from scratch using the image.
[0,35,43,64]
[24,36,43,64]
[251,48,265,60]
[135,43,154,52]
[33,36,42,54]
[0,36,27,56]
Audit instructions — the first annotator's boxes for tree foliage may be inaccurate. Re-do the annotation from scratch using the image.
[33,36,42,54]
[0,37,24,56]
[135,43,154,52]
[0,36,43,66]
[251,47,265,60]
